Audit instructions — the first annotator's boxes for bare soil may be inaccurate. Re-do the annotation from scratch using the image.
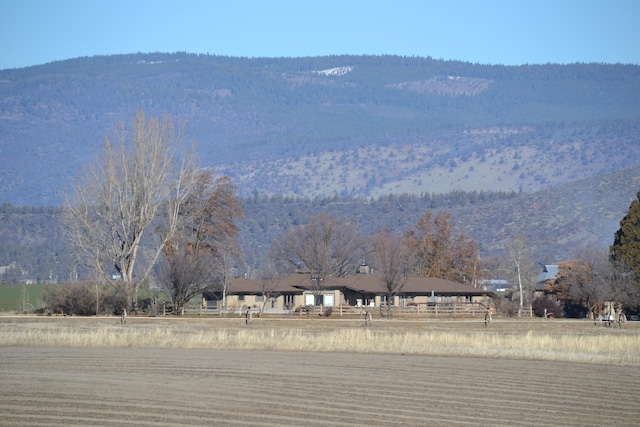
[0,346,638,426]
[0,316,639,426]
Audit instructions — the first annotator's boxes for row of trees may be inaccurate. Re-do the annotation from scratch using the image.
[60,111,640,316]
[62,111,243,314]
[271,204,640,318]
[61,111,489,316]
[268,210,480,317]
[544,246,639,317]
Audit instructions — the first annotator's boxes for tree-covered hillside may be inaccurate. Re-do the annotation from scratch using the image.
[1,53,639,204]
[2,166,638,283]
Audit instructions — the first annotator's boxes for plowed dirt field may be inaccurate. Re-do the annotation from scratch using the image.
[1,346,639,426]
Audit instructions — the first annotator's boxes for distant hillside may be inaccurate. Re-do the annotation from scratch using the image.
[1,53,639,205]
[238,166,640,271]
[223,121,640,198]
[2,166,637,282]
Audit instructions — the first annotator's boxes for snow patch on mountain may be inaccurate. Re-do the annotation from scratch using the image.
[312,66,353,76]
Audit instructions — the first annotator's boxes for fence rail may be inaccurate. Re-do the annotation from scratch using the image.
[344,303,533,318]
[376,303,489,317]
[184,303,533,318]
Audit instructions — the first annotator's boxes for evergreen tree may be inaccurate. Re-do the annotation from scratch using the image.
[611,190,640,280]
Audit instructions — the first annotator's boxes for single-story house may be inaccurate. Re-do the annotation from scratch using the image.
[204,271,492,313]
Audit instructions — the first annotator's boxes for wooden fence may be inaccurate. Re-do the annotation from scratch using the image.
[334,303,533,318]
[186,303,533,318]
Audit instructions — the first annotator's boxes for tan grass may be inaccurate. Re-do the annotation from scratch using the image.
[1,318,638,366]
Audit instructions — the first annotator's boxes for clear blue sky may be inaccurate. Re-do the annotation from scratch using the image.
[1,0,639,70]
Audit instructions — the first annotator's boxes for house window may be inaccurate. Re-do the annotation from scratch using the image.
[324,294,335,307]
[256,294,264,302]
[305,293,315,306]
[380,295,395,306]
[238,294,245,302]
[401,296,413,306]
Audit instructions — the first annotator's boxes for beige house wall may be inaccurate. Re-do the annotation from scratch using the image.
[222,293,306,312]
[214,288,489,312]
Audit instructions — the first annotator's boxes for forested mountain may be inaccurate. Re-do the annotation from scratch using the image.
[1,53,639,204]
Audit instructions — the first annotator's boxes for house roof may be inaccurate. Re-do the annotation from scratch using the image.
[535,264,559,292]
[227,273,489,296]
[537,264,559,283]
[227,276,303,294]
[337,274,488,295]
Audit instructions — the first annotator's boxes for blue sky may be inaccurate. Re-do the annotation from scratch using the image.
[1,0,639,70]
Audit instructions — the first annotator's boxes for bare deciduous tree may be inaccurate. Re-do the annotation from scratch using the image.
[211,249,244,314]
[63,111,197,311]
[156,251,214,315]
[371,229,410,317]
[273,212,365,298]
[256,251,287,314]
[548,244,640,317]
[404,210,480,285]
[159,172,244,315]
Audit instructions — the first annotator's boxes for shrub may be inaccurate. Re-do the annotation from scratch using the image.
[41,282,139,316]
[102,291,129,315]
[492,295,521,317]
[322,306,333,317]
[42,282,96,316]
[532,295,564,318]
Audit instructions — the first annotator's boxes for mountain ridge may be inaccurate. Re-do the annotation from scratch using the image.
[0,52,639,277]
[1,53,639,205]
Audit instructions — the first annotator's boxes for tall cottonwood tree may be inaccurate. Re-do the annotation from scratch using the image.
[159,172,244,315]
[505,234,536,308]
[371,229,410,317]
[404,210,480,285]
[63,111,197,311]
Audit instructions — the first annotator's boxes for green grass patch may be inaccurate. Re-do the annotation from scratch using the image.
[0,284,46,312]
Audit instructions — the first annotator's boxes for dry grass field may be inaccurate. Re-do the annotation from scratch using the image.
[0,315,639,426]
